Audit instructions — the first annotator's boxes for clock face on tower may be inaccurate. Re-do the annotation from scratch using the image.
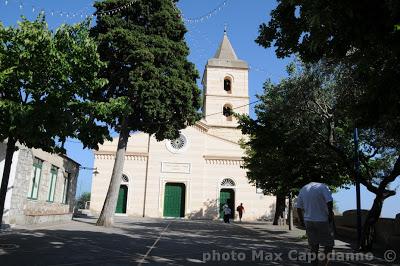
[166,134,189,154]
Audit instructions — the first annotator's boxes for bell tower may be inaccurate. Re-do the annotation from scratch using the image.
[202,30,249,143]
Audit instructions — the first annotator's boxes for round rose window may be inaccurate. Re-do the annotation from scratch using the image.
[166,134,189,153]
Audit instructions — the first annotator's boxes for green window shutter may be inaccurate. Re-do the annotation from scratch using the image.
[48,165,58,202]
[62,173,71,204]
[28,158,43,200]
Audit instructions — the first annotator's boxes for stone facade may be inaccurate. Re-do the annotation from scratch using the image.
[0,142,79,225]
[90,33,275,221]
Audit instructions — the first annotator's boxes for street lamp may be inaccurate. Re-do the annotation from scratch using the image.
[79,166,99,175]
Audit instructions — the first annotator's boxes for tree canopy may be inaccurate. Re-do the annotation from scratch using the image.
[91,0,202,226]
[91,0,201,139]
[256,0,400,140]
[0,15,110,150]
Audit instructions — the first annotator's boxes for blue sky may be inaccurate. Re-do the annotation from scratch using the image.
[1,0,399,218]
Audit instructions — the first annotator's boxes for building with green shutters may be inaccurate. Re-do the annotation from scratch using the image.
[0,141,79,225]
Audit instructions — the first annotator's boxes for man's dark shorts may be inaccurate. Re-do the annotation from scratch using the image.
[305,221,334,247]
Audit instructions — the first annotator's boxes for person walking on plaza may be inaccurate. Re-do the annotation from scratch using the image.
[222,200,232,223]
[236,203,245,222]
[296,181,335,266]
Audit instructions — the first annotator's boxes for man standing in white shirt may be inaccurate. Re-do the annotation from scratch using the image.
[222,201,232,223]
[296,181,335,266]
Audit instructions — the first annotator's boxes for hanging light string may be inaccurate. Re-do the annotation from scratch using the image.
[96,0,138,17]
[2,0,93,20]
[176,0,229,23]
[2,0,229,23]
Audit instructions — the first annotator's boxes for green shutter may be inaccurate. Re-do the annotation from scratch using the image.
[48,166,58,202]
[28,158,43,199]
[163,183,185,218]
[115,185,128,214]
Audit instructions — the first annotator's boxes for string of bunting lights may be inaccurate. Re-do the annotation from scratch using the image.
[1,0,229,23]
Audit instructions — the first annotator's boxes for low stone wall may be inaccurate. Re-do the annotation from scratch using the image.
[24,214,73,225]
[335,209,400,250]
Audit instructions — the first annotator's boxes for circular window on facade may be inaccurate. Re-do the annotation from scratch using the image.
[166,134,189,154]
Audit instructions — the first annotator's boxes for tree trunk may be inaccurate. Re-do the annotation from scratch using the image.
[273,194,286,225]
[361,194,384,251]
[288,194,293,231]
[359,157,400,251]
[96,118,130,227]
[0,138,16,225]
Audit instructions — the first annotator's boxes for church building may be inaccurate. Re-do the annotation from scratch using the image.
[90,32,275,221]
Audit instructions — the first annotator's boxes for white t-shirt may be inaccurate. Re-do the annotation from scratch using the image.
[223,204,231,215]
[295,182,333,222]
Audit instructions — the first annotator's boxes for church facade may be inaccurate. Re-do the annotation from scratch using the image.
[90,33,275,221]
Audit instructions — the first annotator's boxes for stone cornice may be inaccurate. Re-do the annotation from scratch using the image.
[192,121,209,133]
[94,151,148,161]
[204,155,243,165]
[205,94,250,99]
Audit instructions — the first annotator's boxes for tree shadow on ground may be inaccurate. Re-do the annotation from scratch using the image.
[0,218,392,266]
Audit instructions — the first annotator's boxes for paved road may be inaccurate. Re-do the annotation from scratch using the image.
[0,217,396,265]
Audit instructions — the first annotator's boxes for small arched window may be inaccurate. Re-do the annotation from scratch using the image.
[223,104,233,121]
[224,77,232,94]
[221,178,235,187]
[121,174,129,183]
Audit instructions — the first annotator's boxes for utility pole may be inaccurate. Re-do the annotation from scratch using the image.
[354,127,362,249]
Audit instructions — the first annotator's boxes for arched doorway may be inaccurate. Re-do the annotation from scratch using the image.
[163,183,186,218]
[219,178,236,219]
[115,185,128,214]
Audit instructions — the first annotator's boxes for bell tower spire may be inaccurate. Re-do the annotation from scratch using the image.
[201,31,249,143]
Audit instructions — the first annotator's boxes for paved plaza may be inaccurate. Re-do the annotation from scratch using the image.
[0,217,397,265]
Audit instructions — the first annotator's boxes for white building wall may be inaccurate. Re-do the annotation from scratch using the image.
[0,142,20,223]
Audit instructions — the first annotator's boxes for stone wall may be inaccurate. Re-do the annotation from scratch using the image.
[8,147,33,225]
[335,210,400,250]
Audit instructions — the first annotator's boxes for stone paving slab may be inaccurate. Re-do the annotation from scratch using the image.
[0,217,398,265]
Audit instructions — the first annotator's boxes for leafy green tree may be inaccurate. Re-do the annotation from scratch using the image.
[238,63,352,225]
[256,1,400,250]
[91,0,201,227]
[0,15,110,224]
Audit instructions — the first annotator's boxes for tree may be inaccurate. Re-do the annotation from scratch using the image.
[256,1,400,250]
[77,192,91,209]
[0,15,110,224]
[91,0,201,227]
[238,63,352,226]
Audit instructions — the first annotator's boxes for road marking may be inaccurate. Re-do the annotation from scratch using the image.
[138,221,172,266]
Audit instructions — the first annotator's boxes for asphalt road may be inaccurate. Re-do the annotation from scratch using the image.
[0,217,396,265]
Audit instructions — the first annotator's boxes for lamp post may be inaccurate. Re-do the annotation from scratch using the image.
[78,166,99,197]
[354,127,362,249]
[79,166,99,175]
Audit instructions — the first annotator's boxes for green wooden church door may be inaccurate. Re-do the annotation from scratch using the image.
[219,189,235,219]
[115,185,128,214]
[163,183,185,218]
